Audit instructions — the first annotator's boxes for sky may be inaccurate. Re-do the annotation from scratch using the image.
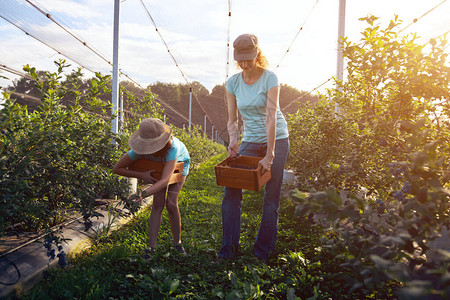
[0,0,449,95]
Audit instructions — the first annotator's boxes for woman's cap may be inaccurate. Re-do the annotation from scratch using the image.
[233,34,259,61]
[128,118,172,155]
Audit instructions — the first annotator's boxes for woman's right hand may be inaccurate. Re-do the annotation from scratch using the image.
[228,140,239,157]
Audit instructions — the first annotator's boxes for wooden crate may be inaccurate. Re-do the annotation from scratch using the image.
[215,156,271,191]
[128,159,184,185]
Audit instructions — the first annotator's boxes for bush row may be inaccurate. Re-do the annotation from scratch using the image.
[0,60,224,238]
[286,17,450,298]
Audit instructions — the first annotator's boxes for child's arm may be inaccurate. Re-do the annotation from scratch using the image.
[113,152,157,184]
[140,159,177,197]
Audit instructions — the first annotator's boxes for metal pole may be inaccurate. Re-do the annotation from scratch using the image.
[204,115,207,137]
[336,0,346,114]
[119,93,125,128]
[111,0,120,133]
[189,87,192,130]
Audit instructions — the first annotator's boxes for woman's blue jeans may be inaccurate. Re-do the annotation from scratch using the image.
[218,137,290,260]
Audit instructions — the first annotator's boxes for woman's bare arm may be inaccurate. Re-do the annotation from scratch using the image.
[226,89,240,156]
[259,86,279,173]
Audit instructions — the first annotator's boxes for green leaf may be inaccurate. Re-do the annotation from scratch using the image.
[169,279,180,294]
[370,255,391,268]
[287,288,297,300]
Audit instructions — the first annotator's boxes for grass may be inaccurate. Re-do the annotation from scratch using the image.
[23,154,398,299]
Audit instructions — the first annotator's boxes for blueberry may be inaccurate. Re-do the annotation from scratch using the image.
[392,168,402,176]
[49,249,56,259]
[393,191,405,202]
[402,181,412,194]
[57,251,67,268]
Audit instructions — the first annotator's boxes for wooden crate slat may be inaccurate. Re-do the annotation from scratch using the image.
[217,177,256,190]
[215,166,256,180]
[128,159,184,183]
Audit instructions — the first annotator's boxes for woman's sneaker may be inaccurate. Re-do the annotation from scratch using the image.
[142,247,155,262]
[174,244,186,256]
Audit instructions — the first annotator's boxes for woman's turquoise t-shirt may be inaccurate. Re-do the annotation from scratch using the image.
[226,69,289,143]
[128,136,190,175]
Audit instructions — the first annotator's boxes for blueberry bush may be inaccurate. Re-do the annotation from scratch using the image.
[0,60,132,237]
[288,16,450,298]
[0,60,225,269]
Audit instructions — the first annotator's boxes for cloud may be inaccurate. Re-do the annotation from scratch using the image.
[33,0,107,20]
[1,0,449,95]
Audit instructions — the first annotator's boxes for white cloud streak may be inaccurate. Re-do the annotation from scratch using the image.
[1,0,449,93]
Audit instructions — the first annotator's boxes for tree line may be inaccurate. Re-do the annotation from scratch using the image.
[4,73,318,143]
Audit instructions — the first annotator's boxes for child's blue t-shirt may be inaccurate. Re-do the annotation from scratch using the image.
[128,136,190,175]
[226,69,289,143]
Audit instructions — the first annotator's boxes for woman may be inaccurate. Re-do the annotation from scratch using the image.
[113,118,190,261]
[219,34,290,263]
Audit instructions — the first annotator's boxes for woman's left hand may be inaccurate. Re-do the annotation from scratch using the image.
[258,157,273,174]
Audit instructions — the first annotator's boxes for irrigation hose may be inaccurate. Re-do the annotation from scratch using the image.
[0,198,133,286]
[0,254,21,286]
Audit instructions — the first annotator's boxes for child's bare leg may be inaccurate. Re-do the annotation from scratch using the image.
[148,187,167,248]
[166,176,185,245]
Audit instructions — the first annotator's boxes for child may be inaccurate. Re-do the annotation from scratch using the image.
[113,118,190,261]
